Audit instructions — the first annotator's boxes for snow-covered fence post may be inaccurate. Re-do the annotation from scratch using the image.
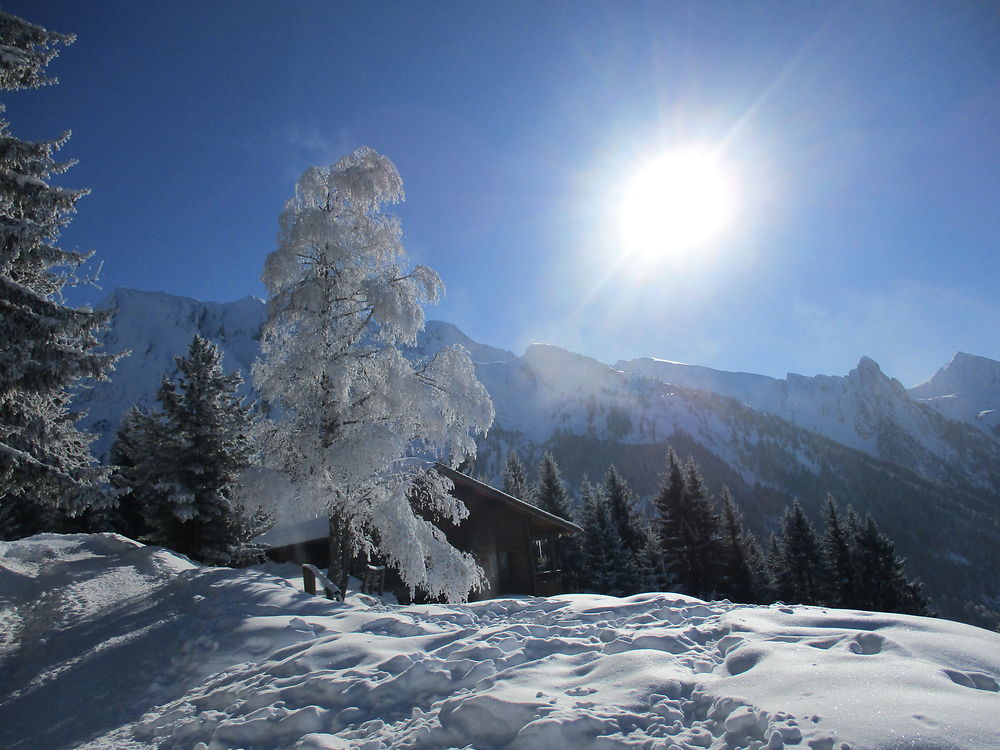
[302,564,342,601]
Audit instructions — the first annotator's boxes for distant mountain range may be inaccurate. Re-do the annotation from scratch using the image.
[76,288,1000,628]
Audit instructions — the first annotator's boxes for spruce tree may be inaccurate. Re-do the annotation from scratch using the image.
[852,514,930,616]
[533,452,581,587]
[771,500,823,605]
[819,495,856,608]
[130,336,259,565]
[502,451,531,501]
[635,524,672,594]
[107,406,156,541]
[602,465,645,594]
[680,457,723,598]
[652,451,723,599]
[652,448,686,588]
[604,464,644,554]
[534,452,573,519]
[0,11,116,538]
[717,487,766,603]
[579,478,620,595]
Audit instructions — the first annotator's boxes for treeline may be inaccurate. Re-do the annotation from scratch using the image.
[503,449,930,616]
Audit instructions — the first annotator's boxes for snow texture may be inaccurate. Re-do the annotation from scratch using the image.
[1,533,998,749]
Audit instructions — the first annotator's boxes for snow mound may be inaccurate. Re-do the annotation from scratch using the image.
[3,535,997,749]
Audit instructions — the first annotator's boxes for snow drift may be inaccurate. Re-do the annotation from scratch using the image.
[1,533,998,749]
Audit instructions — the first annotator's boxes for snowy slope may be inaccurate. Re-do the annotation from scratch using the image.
[909,352,1000,439]
[618,354,1000,493]
[2,533,999,750]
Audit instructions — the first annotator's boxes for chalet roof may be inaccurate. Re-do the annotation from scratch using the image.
[433,463,582,534]
[255,462,581,549]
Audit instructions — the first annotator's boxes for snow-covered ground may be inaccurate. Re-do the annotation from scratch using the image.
[1,534,998,749]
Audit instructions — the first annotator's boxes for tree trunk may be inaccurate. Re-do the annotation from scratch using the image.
[328,512,352,597]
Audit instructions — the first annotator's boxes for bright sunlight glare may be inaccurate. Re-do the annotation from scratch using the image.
[620,149,736,260]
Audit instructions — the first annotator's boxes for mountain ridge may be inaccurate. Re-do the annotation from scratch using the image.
[74,287,1000,627]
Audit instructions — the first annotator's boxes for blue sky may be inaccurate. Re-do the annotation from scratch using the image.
[10,1,1000,386]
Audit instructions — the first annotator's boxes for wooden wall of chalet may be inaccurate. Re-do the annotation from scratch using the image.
[443,483,568,600]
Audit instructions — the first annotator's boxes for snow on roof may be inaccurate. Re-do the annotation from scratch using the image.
[254,515,329,548]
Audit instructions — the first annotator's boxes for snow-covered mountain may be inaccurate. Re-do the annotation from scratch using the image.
[909,352,1000,438]
[617,354,1000,494]
[75,287,267,458]
[76,288,1000,627]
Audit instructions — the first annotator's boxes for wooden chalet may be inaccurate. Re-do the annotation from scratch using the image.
[257,463,582,600]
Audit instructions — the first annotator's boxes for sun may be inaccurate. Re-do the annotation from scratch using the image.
[619,148,735,260]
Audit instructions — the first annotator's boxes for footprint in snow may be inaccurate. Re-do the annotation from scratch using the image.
[942,669,999,691]
[847,632,884,655]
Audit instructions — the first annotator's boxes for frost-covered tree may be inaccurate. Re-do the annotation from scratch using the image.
[124,336,260,565]
[652,448,686,585]
[254,147,493,602]
[0,12,116,538]
[502,451,531,501]
[602,465,644,592]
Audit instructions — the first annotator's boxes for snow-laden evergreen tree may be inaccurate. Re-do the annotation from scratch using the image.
[254,147,493,601]
[128,336,260,565]
[680,457,724,598]
[717,487,767,603]
[0,11,116,538]
[770,500,823,605]
[502,451,531,501]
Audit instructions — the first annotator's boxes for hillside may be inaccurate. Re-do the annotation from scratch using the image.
[2,533,998,749]
[76,288,1000,627]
